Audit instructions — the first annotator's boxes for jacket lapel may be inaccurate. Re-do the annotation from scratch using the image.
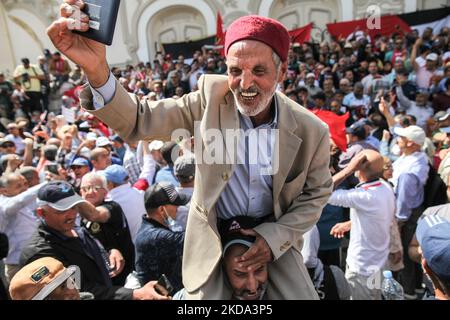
[219,91,240,167]
[272,93,303,217]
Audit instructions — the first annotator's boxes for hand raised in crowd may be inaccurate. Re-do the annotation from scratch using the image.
[382,129,391,142]
[330,221,351,239]
[24,137,34,147]
[414,37,423,47]
[108,249,125,278]
[132,281,171,300]
[344,151,368,175]
[6,155,23,173]
[236,229,273,271]
[47,0,109,87]
[378,96,389,116]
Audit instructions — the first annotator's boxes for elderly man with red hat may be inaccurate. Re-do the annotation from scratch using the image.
[47,1,332,300]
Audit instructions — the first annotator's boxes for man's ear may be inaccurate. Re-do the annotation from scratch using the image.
[422,258,443,290]
[278,62,288,83]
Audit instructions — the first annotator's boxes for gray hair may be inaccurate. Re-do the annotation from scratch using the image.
[272,51,282,73]
[18,166,38,184]
[43,145,58,161]
[81,172,108,189]
[0,172,23,188]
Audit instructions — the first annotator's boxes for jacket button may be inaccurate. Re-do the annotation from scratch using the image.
[222,172,229,181]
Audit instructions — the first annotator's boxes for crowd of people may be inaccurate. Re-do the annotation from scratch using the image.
[0,5,450,300]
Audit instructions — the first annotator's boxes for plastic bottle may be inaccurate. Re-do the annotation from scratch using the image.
[381,270,404,300]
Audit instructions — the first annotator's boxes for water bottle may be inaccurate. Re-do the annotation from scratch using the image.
[381,270,404,300]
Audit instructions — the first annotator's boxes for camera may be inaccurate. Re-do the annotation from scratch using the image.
[21,73,30,83]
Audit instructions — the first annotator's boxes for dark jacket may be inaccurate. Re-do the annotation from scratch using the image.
[135,217,184,292]
[82,200,135,286]
[20,221,134,300]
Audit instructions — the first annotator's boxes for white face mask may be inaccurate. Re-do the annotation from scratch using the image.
[391,144,401,156]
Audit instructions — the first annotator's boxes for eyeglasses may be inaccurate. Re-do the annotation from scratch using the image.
[80,185,104,193]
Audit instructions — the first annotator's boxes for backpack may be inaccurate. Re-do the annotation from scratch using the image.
[423,164,448,209]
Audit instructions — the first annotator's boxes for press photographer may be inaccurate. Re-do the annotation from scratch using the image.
[13,58,45,116]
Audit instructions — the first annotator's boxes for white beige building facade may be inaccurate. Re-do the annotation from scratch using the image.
[1,0,448,74]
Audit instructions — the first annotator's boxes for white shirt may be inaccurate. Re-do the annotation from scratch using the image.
[0,183,45,264]
[107,184,145,243]
[415,57,435,88]
[328,179,395,276]
[174,186,194,232]
[302,225,321,269]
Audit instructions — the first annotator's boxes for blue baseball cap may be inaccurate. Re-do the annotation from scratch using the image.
[110,134,124,144]
[70,157,90,167]
[37,181,86,211]
[416,215,450,282]
[101,165,129,185]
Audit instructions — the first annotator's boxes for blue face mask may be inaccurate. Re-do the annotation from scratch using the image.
[163,207,178,231]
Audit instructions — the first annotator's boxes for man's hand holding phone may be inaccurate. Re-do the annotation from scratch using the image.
[155,274,174,297]
[47,0,108,87]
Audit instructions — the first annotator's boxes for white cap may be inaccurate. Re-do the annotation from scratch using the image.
[96,136,111,147]
[394,125,426,147]
[148,140,164,151]
[86,132,97,141]
[306,73,315,78]
[426,53,438,61]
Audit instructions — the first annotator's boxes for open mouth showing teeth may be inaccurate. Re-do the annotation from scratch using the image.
[240,92,258,100]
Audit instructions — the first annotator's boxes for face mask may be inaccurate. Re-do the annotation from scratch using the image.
[162,207,177,231]
[391,143,401,156]
[329,59,336,65]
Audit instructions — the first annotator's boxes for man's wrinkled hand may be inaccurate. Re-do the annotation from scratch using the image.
[330,221,351,239]
[236,229,273,271]
[108,248,125,278]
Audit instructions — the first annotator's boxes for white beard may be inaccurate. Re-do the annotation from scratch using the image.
[234,96,268,117]
[232,83,278,117]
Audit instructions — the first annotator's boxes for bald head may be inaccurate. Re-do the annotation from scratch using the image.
[359,150,384,181]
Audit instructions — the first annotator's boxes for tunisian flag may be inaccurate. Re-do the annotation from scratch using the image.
[312,110,349,152]
[327,15,411,40]
[216,12,226,56]
[289,23,313,44]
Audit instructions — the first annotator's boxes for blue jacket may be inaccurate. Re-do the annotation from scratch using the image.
[135,217,184,292]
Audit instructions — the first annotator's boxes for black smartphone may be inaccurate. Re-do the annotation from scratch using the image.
[45,164,59,175]
[155,274,174,296]
[73,0,121,46]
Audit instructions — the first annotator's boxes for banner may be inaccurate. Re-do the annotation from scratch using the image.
[327,15,411,41]
[289,23,313,44]
[312,110,349,152]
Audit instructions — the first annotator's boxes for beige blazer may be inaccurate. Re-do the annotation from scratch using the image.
[80,74,333,299]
